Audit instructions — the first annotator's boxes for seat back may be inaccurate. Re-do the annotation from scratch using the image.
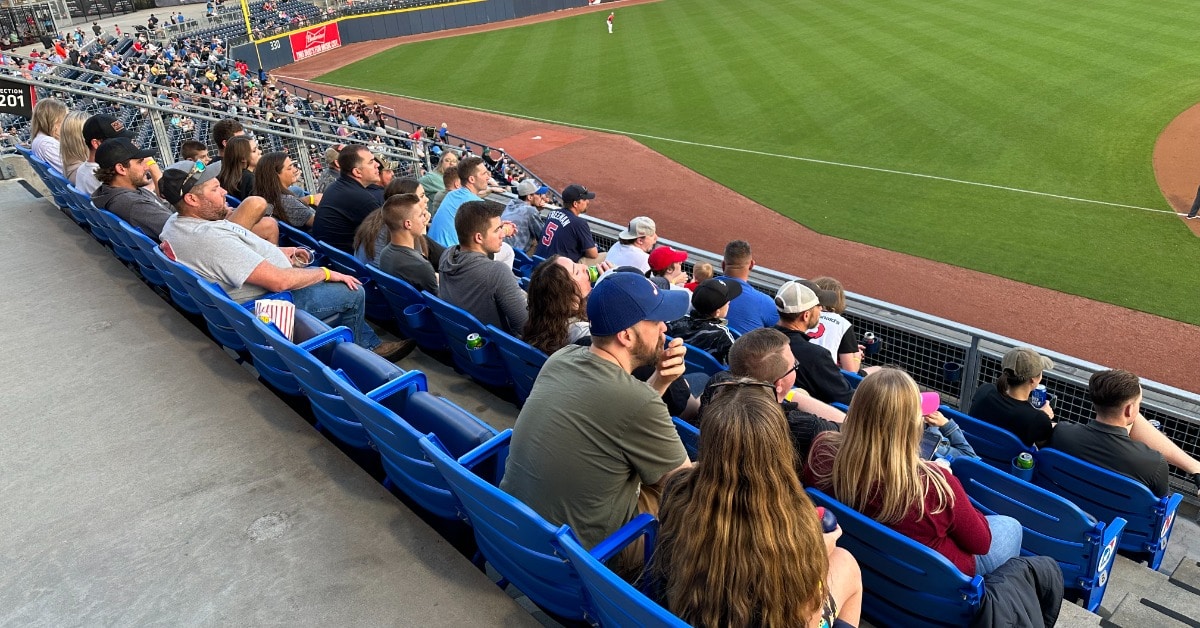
[332,377,498,520]
[841,368,864,389]
[672,417,699,461]
[256,316,406,449]
[941,406,1035,471]
[150,245,201,314]
[682,340,726,376]
[1033,448,1182,570]
[366,266,447,351]
[419,431,586,620]
[202,282,303,396]
[120,223,168,287]
[806,488,983,627]
[952,456,1125,612]
[317,241,391,322]
[554,528,688,628]
[422,291,510,387]
[159,252,246,351]
[486,324,547,405]
[277,220,321,252]
[96,209,138,264]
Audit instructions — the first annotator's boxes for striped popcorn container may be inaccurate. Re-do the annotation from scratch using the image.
[254,299,296,341]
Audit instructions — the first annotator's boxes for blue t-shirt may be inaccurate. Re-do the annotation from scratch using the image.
[535,209,596,260]
[724,276,779,335]
[427,187,483,247]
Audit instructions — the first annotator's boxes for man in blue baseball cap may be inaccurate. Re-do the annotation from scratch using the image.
[501,272,692,576]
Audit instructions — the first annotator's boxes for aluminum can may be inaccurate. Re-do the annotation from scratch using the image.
[1030,384,1047,408]
[466,333,485,350]
[586,265,600,284]
[1015,452,1035,470]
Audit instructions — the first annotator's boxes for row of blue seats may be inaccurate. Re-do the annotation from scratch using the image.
[20,148,1181,626]
[17,146,685,625]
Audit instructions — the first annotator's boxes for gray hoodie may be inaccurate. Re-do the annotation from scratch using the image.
[437,246,528,335]
[92,184,176,241]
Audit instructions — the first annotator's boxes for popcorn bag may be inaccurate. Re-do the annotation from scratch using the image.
[254,299,296,341]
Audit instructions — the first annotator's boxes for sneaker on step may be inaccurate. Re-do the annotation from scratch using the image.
[373,338,416,361]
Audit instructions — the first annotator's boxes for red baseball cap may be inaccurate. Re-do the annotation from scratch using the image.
[647,246,687,272]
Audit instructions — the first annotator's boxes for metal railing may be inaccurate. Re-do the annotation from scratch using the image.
[7,50,1198,500]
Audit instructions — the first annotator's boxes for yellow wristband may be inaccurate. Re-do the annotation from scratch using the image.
[322,267,331,282]
[307,195,314,205]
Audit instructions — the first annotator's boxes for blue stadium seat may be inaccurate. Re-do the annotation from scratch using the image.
[420,430,652,621]
[681,340,727,377]
[366,266,448,352]
[158,252,247,352]
[317,241,392,323]
[672,417,699,461]
[277,221,322,258]
[421,291,510,388]
[151,246,201,315]
[330,374,500,520]
[807,488,984,626]
[1032,448,1184,570]
[554,523,687,628]
[486,324,547,405]
[952,456,1126,612]
[96,209,138,265]
[941,406,1035,472]
[256,316,416,449]
[120,223,168,289]
[201,281,336,396]
[841,368,864,389]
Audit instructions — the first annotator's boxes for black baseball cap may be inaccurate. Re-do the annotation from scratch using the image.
[691,278,743,317]
[95,137,155,169]
[562,184,595,205]
[83,114,132,145]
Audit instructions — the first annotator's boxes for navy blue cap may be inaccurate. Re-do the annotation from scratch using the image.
[587,272,690,336]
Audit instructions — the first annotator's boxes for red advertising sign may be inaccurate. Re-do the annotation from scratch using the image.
[290,23,342,61]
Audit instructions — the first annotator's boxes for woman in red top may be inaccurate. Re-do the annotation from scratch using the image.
[805,368,1022,576]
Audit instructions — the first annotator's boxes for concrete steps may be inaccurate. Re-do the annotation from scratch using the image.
[1099,554,1200,628]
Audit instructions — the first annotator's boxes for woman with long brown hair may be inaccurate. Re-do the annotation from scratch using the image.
[522,255,591,354]
[218,136,260,200]
[652,381,862,627]
[805,368,1022,577]
[252,151,317,227]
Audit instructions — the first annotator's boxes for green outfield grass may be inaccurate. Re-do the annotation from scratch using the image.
[316,0,1200,324]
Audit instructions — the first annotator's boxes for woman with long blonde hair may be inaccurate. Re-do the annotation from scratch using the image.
[805,368,1022,576]
[29,97,68,172]
[58,110,90,183]
[652,381,862,627]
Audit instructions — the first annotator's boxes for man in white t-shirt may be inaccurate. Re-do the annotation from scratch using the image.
[157,160,414,360]
[604,216,657,272]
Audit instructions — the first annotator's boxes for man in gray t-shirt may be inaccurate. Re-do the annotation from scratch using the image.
[501,273,692,556]
[157,160,414,360]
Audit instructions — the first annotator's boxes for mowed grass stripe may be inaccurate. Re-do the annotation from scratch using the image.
[316,0,1200,324]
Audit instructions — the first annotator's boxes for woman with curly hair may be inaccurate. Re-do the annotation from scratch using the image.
[523,255,591,354]
[217,136,260,200]
[651,382,862,627]
[252,151,317,228]
[805,368,1022,577]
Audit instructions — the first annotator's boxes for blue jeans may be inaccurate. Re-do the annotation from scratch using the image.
[975,515,1023,576]
[290,281,380,350]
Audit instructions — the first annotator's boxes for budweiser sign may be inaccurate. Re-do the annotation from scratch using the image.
[290,23,342,61]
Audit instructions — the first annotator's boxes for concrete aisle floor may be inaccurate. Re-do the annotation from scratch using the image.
[0,179,536,626]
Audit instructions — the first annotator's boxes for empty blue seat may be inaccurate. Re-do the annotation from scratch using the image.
[941,406,1035,472]
[554,523,687,628]
[150,245,201,315]
[952,456,1125,612]
[366,266,447,352]
[96,209,138,265]
[120,223,168,288]
[422,291,510,388]
[158,252,247,352]
[257,316,417,449]
[1032,448,1183,570]
[486,324,547,405]
[331,374,500,519]
[420,431,652,621]
[807,488,984,626]
[277,221,322,255]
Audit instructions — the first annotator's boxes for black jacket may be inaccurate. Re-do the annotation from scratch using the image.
[971,556,1063,628]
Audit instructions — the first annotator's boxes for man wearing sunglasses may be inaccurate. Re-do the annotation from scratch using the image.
[158,160,414,360]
